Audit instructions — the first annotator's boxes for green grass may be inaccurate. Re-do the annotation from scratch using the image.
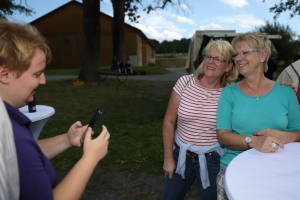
[156,57,186,61]
[99,65,171,75]
[45,66,170,76]
[36,78,174,174]
[44,68,81,75]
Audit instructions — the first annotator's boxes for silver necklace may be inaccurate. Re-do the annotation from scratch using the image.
[245,79,268,101]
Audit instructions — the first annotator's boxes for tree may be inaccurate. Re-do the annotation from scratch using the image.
[111,0,188,67]
[263,0,300,19]
[111,0,125,65]
[78,0,100,82]
[256,21,300,64]
[0,0,33,18]
[149,39,160,49]
[111,0,141,69]
[150,38,191,54]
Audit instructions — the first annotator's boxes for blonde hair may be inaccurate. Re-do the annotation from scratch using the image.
[0,19,52,78]
[231,31,271,72]
[196,39,238,87]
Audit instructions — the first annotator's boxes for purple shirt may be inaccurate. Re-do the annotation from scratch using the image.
[4,102,57,200]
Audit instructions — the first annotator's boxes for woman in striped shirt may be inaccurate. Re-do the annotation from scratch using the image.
[162,40,238,200]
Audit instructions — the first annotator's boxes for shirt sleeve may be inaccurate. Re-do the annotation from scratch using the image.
[216,86,233,130]
[277,70,292,84]
[173,75,193,96]
[286,87,300,131]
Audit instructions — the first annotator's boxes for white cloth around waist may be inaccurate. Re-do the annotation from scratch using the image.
[174,131,223,189]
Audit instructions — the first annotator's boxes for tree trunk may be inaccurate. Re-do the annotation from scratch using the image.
[79,0,100,82]
[112,0,125,65]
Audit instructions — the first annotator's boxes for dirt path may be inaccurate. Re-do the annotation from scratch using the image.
[46,67,188,82]
[56,167,201,200]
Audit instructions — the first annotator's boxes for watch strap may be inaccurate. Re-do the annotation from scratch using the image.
[246,142,251,149]
[245,136,252,149]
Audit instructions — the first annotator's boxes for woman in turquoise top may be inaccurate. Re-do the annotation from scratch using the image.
[216,32,300,200]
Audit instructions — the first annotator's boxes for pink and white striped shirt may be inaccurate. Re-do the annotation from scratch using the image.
[174,74,222,146]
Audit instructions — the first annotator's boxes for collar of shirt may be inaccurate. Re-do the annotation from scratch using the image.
[3,101,31,128]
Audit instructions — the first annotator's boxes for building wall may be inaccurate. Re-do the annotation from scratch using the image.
[31,3,85,69]
[46,34,83,69]
[30,1,155,69]
[137,36,143,66]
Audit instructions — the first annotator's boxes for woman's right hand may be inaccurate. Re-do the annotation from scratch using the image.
[279,81,296,92]
[163,157,176,180]
[82,125,110,164]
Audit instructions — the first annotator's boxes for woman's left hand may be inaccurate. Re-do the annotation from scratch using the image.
[66,121,89,147]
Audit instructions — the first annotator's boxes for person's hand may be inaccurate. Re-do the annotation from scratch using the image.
[279,81,296,93]
[251,135,282,153]
[82,125,110,163]
[66,121,89,147]
[163,157,176,180]
[251,130,284,153]
[254,129,292,144]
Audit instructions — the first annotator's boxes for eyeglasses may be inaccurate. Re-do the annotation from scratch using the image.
[232,49,258,60]
[204,55,227,64]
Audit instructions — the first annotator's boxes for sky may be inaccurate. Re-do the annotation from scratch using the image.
[8,0,300,42]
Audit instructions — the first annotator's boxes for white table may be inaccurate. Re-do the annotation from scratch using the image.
[225,143,300,200]
[19,105,55,140]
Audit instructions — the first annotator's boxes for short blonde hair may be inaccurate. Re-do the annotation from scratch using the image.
[0,19,52,78]
[231,31,271,72]
[196,39,238,87]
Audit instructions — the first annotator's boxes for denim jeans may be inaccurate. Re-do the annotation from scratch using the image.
[161,147,220,200]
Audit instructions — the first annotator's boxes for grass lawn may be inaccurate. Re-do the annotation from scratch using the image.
[45,66,171,76]
[156,57,186,61]
[36,78,174,174]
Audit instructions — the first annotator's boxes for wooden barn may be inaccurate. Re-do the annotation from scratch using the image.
[30,1,156,69]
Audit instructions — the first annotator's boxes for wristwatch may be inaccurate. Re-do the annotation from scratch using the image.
[245,136,252,149]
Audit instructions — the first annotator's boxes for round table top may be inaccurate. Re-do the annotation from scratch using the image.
[19,105,55,122]
[225,142,300,200]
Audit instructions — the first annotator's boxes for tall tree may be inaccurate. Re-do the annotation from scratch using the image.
[263,0,300,19]
[111,0,141,67]
[256,21,300,63]
[79,0,100,82]
[111,0,188,66]
[111,0,125,63]
[0,0,33,18]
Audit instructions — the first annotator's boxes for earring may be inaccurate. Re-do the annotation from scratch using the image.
[225,72,228,77]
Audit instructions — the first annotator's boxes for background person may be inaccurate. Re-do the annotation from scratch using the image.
[216,32,300,200]
[118,59,125,73]
[0,20,110,200]
[162,40,238,200]
[125,60,133,74]
[277,54,300,103]
[0,96,19,200]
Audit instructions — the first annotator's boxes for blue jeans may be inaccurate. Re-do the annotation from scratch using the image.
[161,147,220,200]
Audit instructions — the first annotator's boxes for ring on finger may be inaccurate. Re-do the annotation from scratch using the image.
[271,142,277,148]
